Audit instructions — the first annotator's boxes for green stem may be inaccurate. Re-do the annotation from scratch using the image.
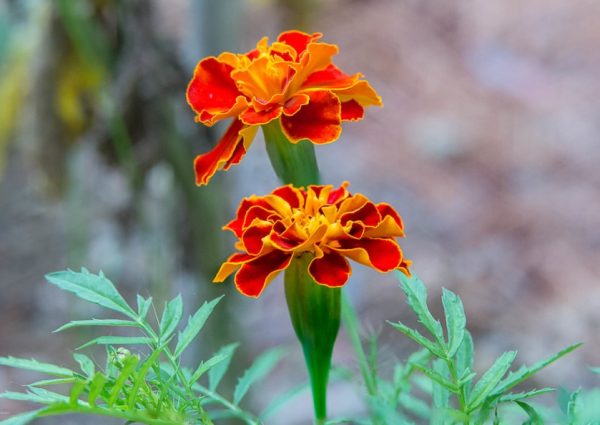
[284,254,341,423]
[262,119,320,186]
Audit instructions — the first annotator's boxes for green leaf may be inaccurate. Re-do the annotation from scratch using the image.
[492,343,581,396]
[397,273,445,346]
[45,269,136,319]
[388,321,445,358]
[87,372,107,407]
[515,401,544,425]
[208,343,240,392]
[0,357,73,377]
[498,388,554,403]
[174,296,223,357]
[73,353,95,377]
[191,351,233,384]
[159,295,183,343]
[77,336,152,350]
[137,295,153,320]
[455,331,474,378]
[431,359,451,413]
[69,379,86,405]
[412,363,458,393]
[441,288,466,358]
[54,319,139,333]
[0,409,42,425]
[467,351,517,412]
[589,367,600,375]
[127,344,165,408]
[234,348,285,405]
[29,378,77,387]
[108,355,139,406]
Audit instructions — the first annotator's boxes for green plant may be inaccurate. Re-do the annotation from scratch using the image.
[0,269,288,425]
[338,273,581,425]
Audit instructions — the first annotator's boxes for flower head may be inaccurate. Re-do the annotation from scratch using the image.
[187,31,382,185]
[215,182,410,297]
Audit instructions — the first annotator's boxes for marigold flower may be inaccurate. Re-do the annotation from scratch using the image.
[215,182,410,297]
[186,30,382,185]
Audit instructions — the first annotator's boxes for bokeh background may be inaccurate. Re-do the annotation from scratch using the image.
[1,0,599,423]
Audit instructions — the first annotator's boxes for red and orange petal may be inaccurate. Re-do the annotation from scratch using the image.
[234,251,293,297]
[280,91,341,144]
[308,251,351,287]
[186,58,244,126]
[193,121,257,186]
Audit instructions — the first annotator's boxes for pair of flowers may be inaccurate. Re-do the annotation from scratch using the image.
[186,30,410,297]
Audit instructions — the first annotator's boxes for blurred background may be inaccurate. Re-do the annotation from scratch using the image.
[1,0,599,423]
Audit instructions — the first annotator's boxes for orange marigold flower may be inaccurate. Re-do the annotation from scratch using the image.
[186,30,382,185]
[215,182,410,297]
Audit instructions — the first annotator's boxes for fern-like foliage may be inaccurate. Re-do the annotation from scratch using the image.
[339,273,581,425]
[0,269,285,425]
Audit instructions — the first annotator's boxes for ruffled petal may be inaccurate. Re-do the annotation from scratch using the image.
[242,221,274,255]
[240,105,282,125]
[234,251,293,297]
[272,185,304,209]
[301,64,359,90]
[363,203,405,238]
[214,252,254,282]
[340,200,381,227]
[193,120,257,186]
[333,80,382,109]
[186,57,247,126]
[308,251,351,287]
[283,94,310,116]
[280,91,341,144]
[341,99,365,121]
[334,238,402,272]
[277,30,322,56]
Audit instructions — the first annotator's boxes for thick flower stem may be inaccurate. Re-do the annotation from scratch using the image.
[263,119,337,423]
[262,120,321,186]
[284,254,341,424]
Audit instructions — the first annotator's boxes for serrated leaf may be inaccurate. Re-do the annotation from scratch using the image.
[234,348,284,405]
[128,344,165,408]
[29,378,77,387]
[73,353,94,377]
[441,288,466,358]
[174,296,223,357]
[0,357,73,377]
[88,372,107,407]
[412,363,458,393]
[467,351,517,412]
[388,321,445,358]
[208,343,239,392]
[0,409,42,425]
[54,319,139,333]
[492,343,581,397]
[77,336,152,350]
[159,295,183,343]
[455,330,474,377]
[108,355,139,406]
[191,351,233,384]
[137,295,152,320]
[515,401,544,425]
[45,269,136,319]
[498,388,554,403]
[69,379,86,405]
[431,359,451,414]
[397,273,445,345]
